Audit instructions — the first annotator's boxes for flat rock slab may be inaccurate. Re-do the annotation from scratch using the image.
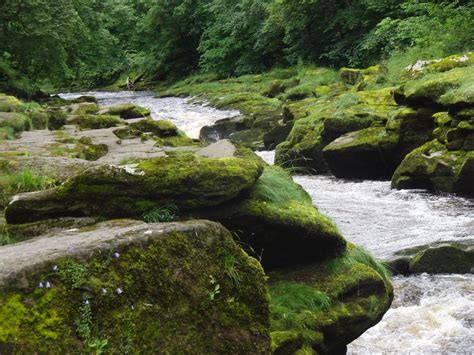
[196,139,236,158]
[0,219,211,289]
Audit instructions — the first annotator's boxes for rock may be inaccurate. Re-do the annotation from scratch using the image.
[5,152,264,224]
[0,219,270,353]
[67,114,125,130]
[70,95,98,104]
[405,53,474,77]
[263,120,294,150]
[200,116,248,143]
[275,88,398,173]
[394,66,474,110]
[390,241,474,274]
[69,102,99,115]
[129,118,178,137]
[193,166,346,268]
[391,139,474,195]
[99,103,150,119]
[339,65,383,87]
[268,244,393,353]
[323,127,399,179]
[196,139,236,158]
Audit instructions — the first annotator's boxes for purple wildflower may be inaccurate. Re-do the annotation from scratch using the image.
[45,281,51,288]
[52,265,58,272]
[38,282,44,289]
[115,288,123,295]
[112,252,120,259]
[84,300,90,305]
[101,288,107,295]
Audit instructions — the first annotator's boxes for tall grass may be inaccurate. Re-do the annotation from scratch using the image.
[270,281,331,331]
[0,169,55,206]
[326,244,391,283]
[252,166,312,206]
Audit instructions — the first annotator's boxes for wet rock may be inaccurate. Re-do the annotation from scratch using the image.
[390,241,474,274]
[69,102,99,115]
[323,127,399,179]
[99,103,150,119]
[0,219,270,353]
[392,139,474,195]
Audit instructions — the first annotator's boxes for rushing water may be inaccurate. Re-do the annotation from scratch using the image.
[59,91,474,353]
[59,91,239,139]
[256,151,474,354]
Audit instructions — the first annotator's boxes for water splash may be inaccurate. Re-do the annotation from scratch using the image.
[349,274,474,354]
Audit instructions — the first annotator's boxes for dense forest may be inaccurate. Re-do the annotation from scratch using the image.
[1,0,473,97]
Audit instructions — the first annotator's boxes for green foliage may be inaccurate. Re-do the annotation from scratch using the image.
[142,205,178,223]
[326,244,391,283]
[252,166,312,206]
[270,282,331,330]
[75,301,92,340]
[58,260,88,289]
[0,169,56,206]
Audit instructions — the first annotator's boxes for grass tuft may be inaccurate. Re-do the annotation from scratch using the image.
[142,205,178,223]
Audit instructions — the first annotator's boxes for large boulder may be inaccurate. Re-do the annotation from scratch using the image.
[0,219,270,353]
[193,166,346,268]
[5,152,264,224]
[392,139,474,195]
[323,107,436,179]
[323,127,399,179]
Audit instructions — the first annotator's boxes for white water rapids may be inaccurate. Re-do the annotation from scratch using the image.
[60,91,474,354]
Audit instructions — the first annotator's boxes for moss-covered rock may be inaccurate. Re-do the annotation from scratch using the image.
[389,241,474,275]
[0,94,23,112]
[323,127,399,179]
[405,53,474,77]
[391,139,474,195]
[0,219,271,353]
[268,245,393,353]
[276,88,398,173]
[69,102,99,116]
[395,66,474,110]
[68,114,124,130]
[0,112,31,133]
[193,166,346,269]
[5,152,264,224]
[129,118,178,137]
[99,103,150,119]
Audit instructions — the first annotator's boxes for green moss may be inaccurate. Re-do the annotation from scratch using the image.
[0,94,23,112]
[0,112,32,133]
[392,139,474,194]
[101,104,150,119]
[69,114,124,130]
[129,118,178,137]
[0,224,271,353]
[70,102,99,115]
[193,166,345,268]
[267,245,393,353]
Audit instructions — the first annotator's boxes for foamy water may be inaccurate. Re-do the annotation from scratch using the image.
[59,91,239,139]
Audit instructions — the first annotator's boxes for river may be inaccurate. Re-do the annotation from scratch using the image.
[60,91,474,354]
